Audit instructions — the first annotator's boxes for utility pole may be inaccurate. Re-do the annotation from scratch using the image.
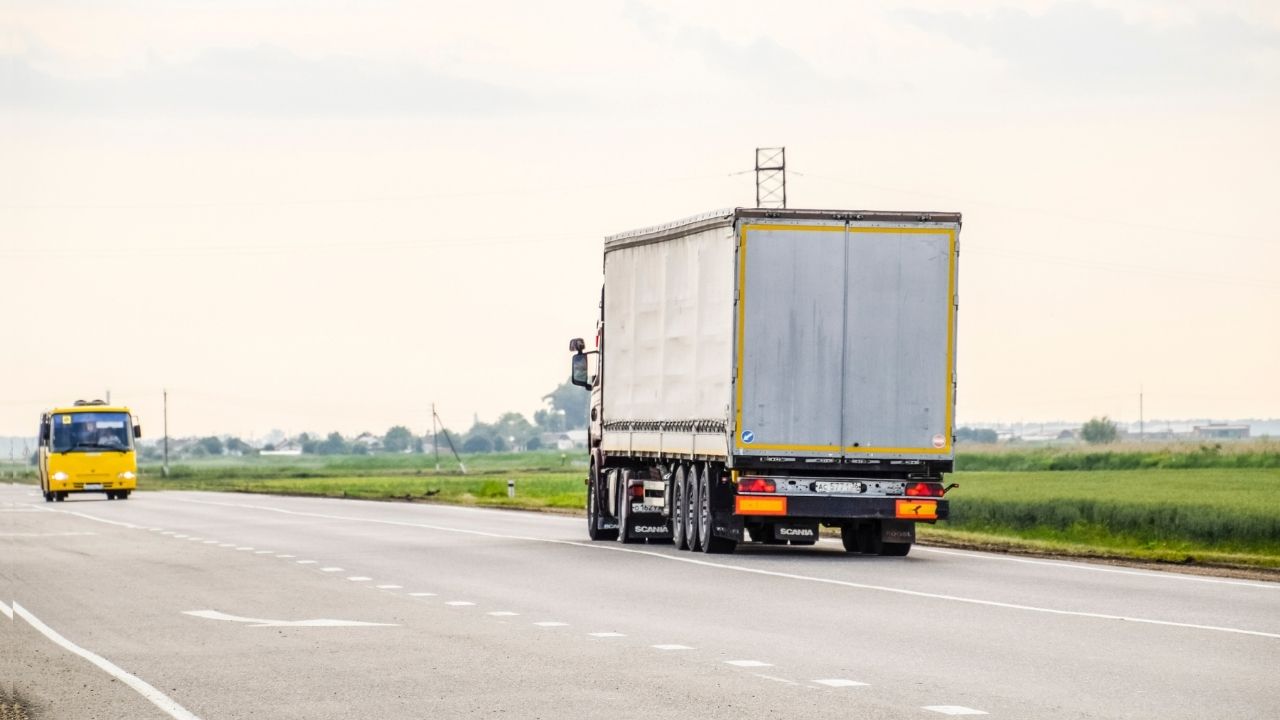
[163,388,170,477]
[755,147,786,209]
[432,402,441,471]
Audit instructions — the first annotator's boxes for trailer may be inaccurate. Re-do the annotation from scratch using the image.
[569,207,960,555]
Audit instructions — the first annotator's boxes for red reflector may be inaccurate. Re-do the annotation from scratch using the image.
[630,484,644,498]
[738,477,776,493]
[905,482,943,497]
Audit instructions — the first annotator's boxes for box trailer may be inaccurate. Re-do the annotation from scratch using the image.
[568,207,960,555]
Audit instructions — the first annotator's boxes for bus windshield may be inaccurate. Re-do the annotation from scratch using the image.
[52,412,133,453]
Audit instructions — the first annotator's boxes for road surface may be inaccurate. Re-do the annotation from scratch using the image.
[3,484,1278,719]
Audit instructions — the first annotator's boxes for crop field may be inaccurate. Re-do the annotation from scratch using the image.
[926,468,1280,567]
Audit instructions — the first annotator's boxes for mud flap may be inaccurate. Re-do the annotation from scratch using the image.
[880,520,916,545]
[624,502,671,540]
[712,512,744,542]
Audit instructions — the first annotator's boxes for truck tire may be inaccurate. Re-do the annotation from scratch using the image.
[617,469,641,544]
[879,542,911,557]
[840,524,862,553]
[683,463,700,552]
[697,464,736,554]
[587,467,618,541]
[671,465,688,550]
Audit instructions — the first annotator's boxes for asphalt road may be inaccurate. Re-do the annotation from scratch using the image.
[3,484,1278,720]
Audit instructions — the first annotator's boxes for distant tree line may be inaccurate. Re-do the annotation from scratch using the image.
[139,381,590,459]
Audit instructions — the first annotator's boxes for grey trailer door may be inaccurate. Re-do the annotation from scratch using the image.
[843,227,956,457]
[735,221,957,459]
[735,223,846,457]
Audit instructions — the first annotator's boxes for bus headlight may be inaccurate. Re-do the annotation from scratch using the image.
[52,471,69,481]
[119,471,135,480]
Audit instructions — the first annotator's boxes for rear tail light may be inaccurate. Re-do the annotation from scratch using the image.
[905,482,944,497]
[738,477,776,493]
[630,483,644,498]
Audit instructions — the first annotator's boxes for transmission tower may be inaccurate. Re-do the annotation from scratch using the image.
[755,147,786,208]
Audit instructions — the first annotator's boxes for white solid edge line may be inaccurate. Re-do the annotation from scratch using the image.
[908,544,1279,590]
[725,660,773,667]
[11,602,202,720]
[163,497,1280,640]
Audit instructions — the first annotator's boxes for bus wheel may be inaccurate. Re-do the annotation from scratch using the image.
[55,493,66,502]
[43,492,54,503]
[107,491,116,500]
[120,491,131,500]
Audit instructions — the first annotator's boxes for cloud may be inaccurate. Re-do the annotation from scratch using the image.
[621,1,839,97]
[0,45,539,115]
[902,2,1280,96]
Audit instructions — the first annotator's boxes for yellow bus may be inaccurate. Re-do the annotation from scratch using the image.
[38,400,141,502]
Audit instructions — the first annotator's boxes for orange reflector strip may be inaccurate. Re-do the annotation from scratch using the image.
[735,496,788,516]
[895,499,938,520]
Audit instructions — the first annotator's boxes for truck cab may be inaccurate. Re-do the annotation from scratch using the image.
[38,400,141,502]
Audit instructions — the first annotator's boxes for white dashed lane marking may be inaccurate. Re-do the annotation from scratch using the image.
[276,554,295,558]
[202,540,218,544]
[813,678,868,688]
[347,576,371,582]
[589,632,625,638]
[236,547,254,551]
[652,644,693,651]
[218,544,235,548]
[445,601,475,607]
[319,567,343,572]
[923,707,988,716]
[254,550,274,554]
[725,660,772,667]
[534,621,568,627]
[375,585,402,589]
[408,592,436,597]
[296,560,317,564]
[487,611,519,617]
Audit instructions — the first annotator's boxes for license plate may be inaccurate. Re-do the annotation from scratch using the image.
[814,481,861,494]
[84,483,103,490]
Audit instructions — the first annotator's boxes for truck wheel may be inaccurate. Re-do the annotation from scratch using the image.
[617,469,640,544]
[840,524,861,553]
[671,466,687,549]
[879,542,911,557]
[683,464,700,551]
[697,465,736,554]
[587,468,618,541]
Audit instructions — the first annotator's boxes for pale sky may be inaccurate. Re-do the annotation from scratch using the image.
[2,0,1278,438]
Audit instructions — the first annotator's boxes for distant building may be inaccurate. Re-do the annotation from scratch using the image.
[1193,424,1250,440]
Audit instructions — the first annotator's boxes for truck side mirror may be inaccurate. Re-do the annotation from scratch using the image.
[134,425,143,439]
[571,353,590,389]
[39,424,50,446]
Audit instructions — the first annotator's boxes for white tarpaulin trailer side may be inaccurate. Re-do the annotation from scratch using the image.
[600,208,959,464]
[601,212,736,459]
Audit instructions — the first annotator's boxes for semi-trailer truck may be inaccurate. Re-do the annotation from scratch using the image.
[568,207,960,555]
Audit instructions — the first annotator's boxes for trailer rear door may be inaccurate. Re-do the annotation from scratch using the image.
[734,220,957,460]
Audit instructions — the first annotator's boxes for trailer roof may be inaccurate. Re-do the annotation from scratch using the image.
[604,207,962,252]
